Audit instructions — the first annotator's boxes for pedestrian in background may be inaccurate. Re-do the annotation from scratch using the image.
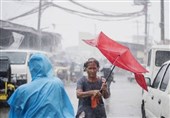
[76,58,110,118]
[8,53,74,118]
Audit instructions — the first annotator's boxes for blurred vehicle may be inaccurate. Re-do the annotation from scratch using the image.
[0,56,15,106]
[54,60,69,81]
[69,62,83,82]
[127,64,146,82]
[144,45,170,84]
[127,72,134,82]
[74,64,83,78]
[141,60,170,118]
[0,49,52,88]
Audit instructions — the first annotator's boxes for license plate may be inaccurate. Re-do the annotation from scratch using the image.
[0,94,7,100]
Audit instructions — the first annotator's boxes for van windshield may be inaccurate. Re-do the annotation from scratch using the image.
[155,51,170,67]
[0,52,27,64]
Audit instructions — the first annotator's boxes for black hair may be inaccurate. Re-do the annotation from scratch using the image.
[83,58,100,71]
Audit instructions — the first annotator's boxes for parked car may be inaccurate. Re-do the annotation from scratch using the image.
[141,60,170,118]
[144,45,170,84]
[0,49,52,88]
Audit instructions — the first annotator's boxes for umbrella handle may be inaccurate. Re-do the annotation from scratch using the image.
[105,65,115,82]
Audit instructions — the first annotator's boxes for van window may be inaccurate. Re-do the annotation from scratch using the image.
[152,64,167,88]
[155,51,170,67]
[1,52,27,64]
[147,50,151,66]
[160,65,170,91]
[0,57,9,72]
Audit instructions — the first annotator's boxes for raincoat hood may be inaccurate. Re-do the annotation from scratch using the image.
[28,53,53,81]
[8,53,75,118]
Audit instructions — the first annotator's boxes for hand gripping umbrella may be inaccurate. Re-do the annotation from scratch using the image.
[83,32,148,91]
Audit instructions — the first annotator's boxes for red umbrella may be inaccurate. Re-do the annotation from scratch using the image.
[83,32,148,91]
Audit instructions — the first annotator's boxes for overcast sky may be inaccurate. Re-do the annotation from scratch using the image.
[1,0,169,48]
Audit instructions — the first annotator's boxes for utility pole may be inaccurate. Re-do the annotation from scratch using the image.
[144,0,148,52]
[160,0,165,43]
[38,0,42,31]
[134,0,149,64]
[37,0,42,49]
[136,20,140,36]
[134,0,149,51]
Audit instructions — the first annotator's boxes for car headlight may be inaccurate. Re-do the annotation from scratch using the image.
[11,74,27,86]
[17,74,27,80]
[12,74,27,80]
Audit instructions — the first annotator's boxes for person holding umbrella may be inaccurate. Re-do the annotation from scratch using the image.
[83,32,148,91]
[76,58,110,118]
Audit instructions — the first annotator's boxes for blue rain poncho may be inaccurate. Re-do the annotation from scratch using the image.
[8,53,75,118]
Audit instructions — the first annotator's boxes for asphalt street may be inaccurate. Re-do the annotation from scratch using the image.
[0,74,143,118]
[66,74,143,118]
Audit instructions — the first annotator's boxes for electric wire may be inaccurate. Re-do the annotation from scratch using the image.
[6,1,145,22]
[50,2,144,17]
[69,0,144,16]
[7,2,51,21]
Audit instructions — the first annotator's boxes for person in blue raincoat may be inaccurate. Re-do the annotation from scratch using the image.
[7,53,75,118]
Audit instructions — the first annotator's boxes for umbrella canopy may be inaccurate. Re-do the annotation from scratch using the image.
[83,32,148,91]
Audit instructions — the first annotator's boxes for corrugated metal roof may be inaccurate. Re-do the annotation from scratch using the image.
[0,20,39,35]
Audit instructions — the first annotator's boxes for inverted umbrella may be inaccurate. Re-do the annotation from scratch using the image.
[83,32,148,91]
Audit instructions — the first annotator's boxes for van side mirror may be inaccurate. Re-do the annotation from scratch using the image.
[145,77,151,86]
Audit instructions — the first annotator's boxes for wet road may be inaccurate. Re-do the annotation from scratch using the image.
[0,74,143,118]
[0,107,9,118]
[66,74,143,118]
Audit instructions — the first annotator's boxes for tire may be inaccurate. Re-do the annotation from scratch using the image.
[141,100,146,118]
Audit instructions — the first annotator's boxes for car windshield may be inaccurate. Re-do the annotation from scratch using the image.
[0,52,27,64]
[0,58,10,72]
[155,51,170,67]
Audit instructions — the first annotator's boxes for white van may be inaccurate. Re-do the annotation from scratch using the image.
[145,45,170,83]
[0,49,52,87]
[141,60,170,118]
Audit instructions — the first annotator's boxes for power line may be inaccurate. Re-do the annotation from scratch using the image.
[51,2,144,17]
[69,0,144,16]
[7,2,51,21]
[6,1,145,22]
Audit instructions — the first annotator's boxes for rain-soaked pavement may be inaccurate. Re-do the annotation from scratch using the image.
[0,74,143,118]
[66,74,143,118]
